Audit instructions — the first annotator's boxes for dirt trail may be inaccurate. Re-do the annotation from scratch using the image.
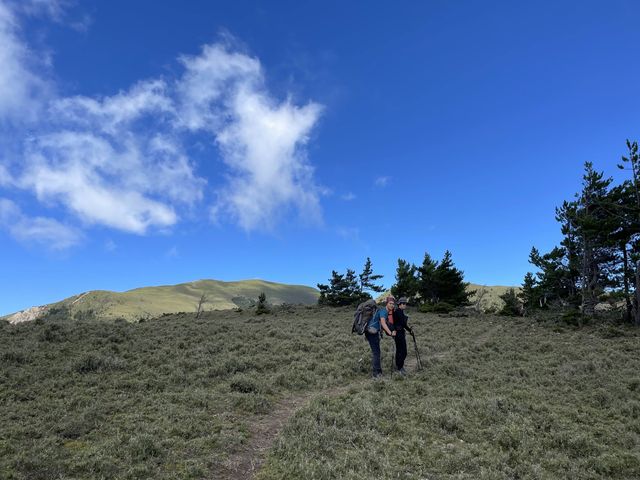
[214,354,420,480]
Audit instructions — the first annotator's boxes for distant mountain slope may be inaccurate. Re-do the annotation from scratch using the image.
[467,283,520,312]
[3,279,319,324]
[376,283,519,311]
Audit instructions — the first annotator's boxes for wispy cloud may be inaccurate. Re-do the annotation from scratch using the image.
[0,0,50,123]
[177,43,324,231]
[0,2,325,243]
[336,226,360,241]
[374,176,390,187]
[341,192,356,201]
[0,198,82,249]
[104,239,116,252]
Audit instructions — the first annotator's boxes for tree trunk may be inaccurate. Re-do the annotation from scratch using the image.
[635,260,640,327]
[623,243,632,322]
[582,239,597,317]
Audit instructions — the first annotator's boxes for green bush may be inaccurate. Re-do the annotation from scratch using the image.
[71,354,127,373]
[561,309,585,327]
[418,302,454,313]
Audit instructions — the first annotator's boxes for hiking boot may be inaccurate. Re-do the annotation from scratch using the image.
[372,373,383,380]
[398,368,407,376]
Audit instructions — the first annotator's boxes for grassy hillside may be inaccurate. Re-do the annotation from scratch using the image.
[1,307,638,479]
[3,279,319,323]
[467,283,521,312]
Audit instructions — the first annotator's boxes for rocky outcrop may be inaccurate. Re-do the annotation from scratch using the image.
[6,306,49,324]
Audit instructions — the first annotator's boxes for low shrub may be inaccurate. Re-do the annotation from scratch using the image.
[71,354,127,373]
[418,302,454,313]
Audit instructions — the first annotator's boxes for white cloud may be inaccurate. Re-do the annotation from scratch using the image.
[177,43,261,131]
[0,197,82,249]
[341,192,356,201]
[374,176,390,187]
[19,132,182,233]
[12,78,204,235]
[51,79,174,133]
[0,0,50,123]
[178,43,324,230]
[0,163,12,185]
[0,3,325,241]
[336,226,360,241]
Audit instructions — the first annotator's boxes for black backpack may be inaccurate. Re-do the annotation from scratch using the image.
[352,299,378,335]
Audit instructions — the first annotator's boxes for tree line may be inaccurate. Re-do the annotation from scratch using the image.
[520,140,640,325]
[318,252,471,312]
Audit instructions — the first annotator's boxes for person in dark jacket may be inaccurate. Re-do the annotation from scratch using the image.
[392,297,413,374]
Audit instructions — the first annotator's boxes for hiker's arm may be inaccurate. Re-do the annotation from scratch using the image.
[404,314,412,334]
[380,316,394,336]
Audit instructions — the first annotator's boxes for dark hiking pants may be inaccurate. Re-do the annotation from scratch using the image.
[394,330,407,370]
[365,331,382,375]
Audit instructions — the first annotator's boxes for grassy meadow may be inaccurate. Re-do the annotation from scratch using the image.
[1,306,639,479]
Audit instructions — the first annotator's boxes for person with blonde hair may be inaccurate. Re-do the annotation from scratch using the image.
[364,296,396,378]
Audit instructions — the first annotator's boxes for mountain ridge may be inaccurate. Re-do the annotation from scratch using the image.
[2,279,320,324]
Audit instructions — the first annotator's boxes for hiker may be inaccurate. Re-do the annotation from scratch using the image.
[365,296,396,378]
[392,297,413,374]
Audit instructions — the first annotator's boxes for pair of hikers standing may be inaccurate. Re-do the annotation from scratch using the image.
[365,295,412,378]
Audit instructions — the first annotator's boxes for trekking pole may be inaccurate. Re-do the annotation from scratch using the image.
[409,330,423,371]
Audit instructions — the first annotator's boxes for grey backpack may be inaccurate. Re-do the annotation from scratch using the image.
[352,299,378,335]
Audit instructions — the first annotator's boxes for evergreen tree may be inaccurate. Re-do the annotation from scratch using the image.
[417,253,439,303]
[526,141,640,324]
[256,292,270,315]
[616,140,640,325]
[317,270,344,306]
[343,269,364,304]
[499,288,521,316]
[555,200,581,304]
[433,250,471,306]
[317,268,367,306]
[518,272,539,314]
[528,246,573,306]
[391,259,418,302]
[359,257,385,295]
[573,163,617,316]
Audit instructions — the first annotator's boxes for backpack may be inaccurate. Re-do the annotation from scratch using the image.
[352,299,378,335]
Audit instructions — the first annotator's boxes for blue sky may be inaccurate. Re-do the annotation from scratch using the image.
[1,0,639,315]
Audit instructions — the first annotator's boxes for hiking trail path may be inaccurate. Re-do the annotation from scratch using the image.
[214,353,419,480]
[213,318,501,479]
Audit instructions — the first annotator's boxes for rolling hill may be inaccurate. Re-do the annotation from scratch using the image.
[2,279,319,324]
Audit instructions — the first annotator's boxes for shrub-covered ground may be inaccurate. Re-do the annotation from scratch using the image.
[1,307,639,479]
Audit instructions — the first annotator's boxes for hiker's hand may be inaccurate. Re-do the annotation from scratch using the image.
[391,331,396,337]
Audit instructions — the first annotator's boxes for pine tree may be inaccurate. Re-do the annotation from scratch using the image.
[499,288,521,316]
[518,272,539,314]
[433,250,471,306]
[528,246,573,307]
[317,270,344,306]
[417,253,438,303]
[573,163,617,316]
[391,259,418,302]
[555,200,581,304]
[616,140,640,325]
[256,292,270,315]
[342,269,363,304]
[317,268,365,306]
[359,257,385,296]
